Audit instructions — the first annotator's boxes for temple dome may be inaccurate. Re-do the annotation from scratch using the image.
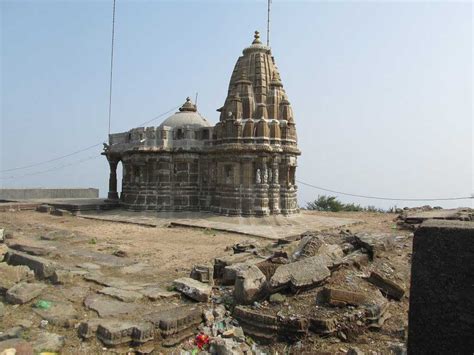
[159,97,211,129]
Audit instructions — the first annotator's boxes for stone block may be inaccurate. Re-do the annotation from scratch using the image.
[309,316,337,334]
[5,250,57,280]
[270,256,331,292]
[173,277,212,302]
[6,282,46,304]
[190,264,214,285]
[50,269,75,284]
[234,264,267,305]
[367,271,405,301]
[322,287,367,307]
[96,320,154,346]
[408,220,474,354]
[0,262,34,293]
[353,233,394,259]
[144,305,202,346]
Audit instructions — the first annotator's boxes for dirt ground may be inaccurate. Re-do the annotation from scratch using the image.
[0,209,412,354]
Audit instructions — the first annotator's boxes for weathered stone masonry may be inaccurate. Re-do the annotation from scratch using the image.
[103,31,300,216]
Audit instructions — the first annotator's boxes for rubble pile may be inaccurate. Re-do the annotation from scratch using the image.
[0,221,412,354]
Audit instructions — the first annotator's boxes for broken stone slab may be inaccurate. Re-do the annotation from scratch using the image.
[214,254,261,284]
[234,264,267,305]
[139,286,180,301]
[173,277,212,302]
[8,242,57,257]
[95,319,154,346]
[190,264,214,285]
[291,235,344,270]
[222,259,262,286]
[322,287,367,307]
[144,305,202,346]
[4,250,57,280]
[77,262,101,271]
[233,306,278,343]
[84,294,141,318]
[367,271,405,301]
[353,234,395,259]
[32,332,65,353]
[6,282,47,304]
[32,300,78,327]
[83,273,134,289]
[98,287,144,302]
[270,256,331,292]
[0,262,34,293]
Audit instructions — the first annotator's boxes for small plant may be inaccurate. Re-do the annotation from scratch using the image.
[88,237,97,245]
[166,284,176,292]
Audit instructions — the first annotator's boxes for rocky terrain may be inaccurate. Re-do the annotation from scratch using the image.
[1,207,465,354]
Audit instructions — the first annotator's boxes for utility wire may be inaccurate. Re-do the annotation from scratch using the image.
[108,0,116,136]
[0,105,181,177]
[0,143,102,173]
[297,179,473,202]
[0,155,102,180]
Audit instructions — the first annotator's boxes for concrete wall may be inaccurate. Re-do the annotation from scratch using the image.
[0,188,99,200]
[408,219,474,354]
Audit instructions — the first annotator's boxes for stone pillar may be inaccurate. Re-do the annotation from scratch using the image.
[107,159,119,200]
[407,220,474,354]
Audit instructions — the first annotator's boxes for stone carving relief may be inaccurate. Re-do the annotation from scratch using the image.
[256,169,261,184]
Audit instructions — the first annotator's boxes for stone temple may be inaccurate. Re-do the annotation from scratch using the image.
[103,31,300,216]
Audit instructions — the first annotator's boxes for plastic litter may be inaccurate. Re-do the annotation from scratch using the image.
[34,300,52,309]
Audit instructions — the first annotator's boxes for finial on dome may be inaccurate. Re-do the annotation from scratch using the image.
[179,97,197,112]
[252,30,262,44]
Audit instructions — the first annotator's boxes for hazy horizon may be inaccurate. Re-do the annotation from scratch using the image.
[1,1,472,210]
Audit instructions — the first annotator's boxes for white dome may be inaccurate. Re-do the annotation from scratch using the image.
[159,97,211,129]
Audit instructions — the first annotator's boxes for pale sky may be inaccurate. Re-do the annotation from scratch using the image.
[1,0,473,209]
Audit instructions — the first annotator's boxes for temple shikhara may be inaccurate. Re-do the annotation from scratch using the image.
[104,31,300,216]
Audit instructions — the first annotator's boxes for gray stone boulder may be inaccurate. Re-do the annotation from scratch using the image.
[270,256,331,292]
[6,282,46,304]
[234,264,267,305]
[173,277,212,302]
